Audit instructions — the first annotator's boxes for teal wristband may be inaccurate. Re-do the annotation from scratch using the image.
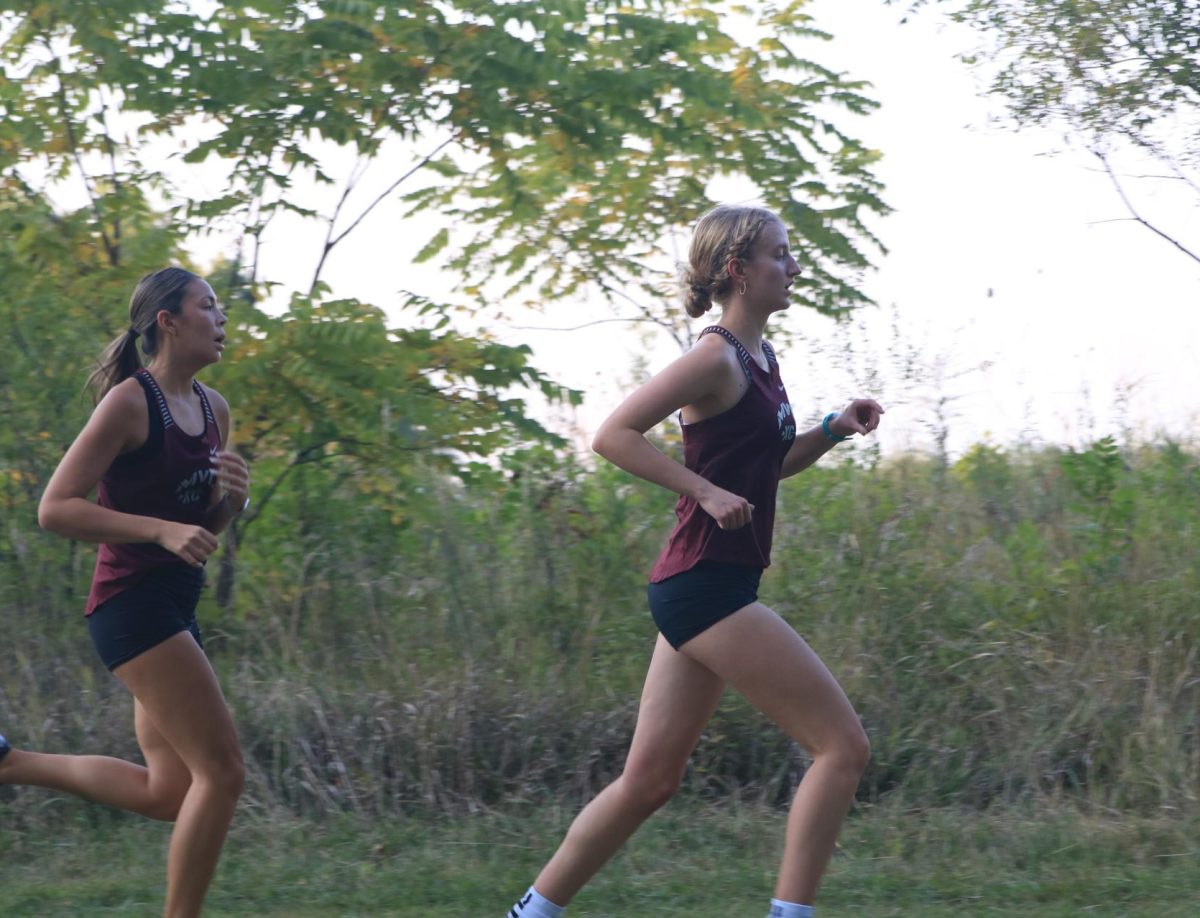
[822,412,849,443]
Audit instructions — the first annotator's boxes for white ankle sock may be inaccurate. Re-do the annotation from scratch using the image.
[508,886,565,918]
[768,899,813,918]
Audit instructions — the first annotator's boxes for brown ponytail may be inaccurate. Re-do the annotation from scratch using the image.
[86,267,198,403]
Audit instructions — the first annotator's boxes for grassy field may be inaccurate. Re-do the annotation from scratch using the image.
[3,443,1197,915]
[2,800,1197,916]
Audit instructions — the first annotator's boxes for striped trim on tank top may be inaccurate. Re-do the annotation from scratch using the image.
[136,368,175,430]
[135,369,216,433]
[700,326,777,382]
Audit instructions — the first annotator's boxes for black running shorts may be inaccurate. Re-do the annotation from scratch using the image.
[87,563,206,671]
[646,560,763,650]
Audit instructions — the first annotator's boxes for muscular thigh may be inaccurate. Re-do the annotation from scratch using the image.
[135,698,191,795]
[679,602,861,755]
[624,634,726,779]
[115,630,241,772]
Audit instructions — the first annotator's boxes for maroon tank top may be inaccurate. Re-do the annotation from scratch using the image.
[648,326,797,583]
[85,369,221,614]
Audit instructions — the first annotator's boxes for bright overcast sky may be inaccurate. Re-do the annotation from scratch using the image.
[177,0,1200,459]
[794,0,1200,458]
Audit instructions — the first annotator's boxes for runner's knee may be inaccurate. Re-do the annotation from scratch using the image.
[193,744,245,799]
[620,762,682,813]
[827,722,870,778]
[146,786,188,822]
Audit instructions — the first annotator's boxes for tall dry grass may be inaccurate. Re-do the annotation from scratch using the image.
[1,437,1197,827]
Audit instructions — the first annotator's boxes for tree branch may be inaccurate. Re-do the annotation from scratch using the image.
[591,277,689,352]
[236,437,372,536]
[55,69,118,267]
[1121,133,1200,199]
[249,184,280,289]
[503,315,675,333]
[1085,168,1195,184]
[309,133,460,293]
[1093,150,1200,267]
[237,176,277,291]
[307,154,372,295]
[101,89,122,256]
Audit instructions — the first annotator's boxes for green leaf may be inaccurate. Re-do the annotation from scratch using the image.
[413,227,450,264]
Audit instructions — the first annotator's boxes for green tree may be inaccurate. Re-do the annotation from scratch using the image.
[1,0,888,341]
[0,0,889,605]
[205,287,577,606]
[896,0,1199,265]
[0,176,188,617]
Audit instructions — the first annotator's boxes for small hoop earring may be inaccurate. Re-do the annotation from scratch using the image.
[739,281,747,296]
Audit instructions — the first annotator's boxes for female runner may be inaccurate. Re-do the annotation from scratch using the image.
[507,205,883,917]
[1,267,249,918]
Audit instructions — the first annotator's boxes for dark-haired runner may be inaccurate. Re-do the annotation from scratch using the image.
[1,267,249,918]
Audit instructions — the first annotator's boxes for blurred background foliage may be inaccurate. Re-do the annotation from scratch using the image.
[3,435,1198,825]
[0,0,1196,831]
